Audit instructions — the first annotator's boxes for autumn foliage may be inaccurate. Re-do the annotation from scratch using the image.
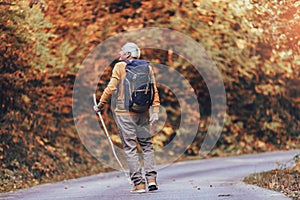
[1,0,299,192]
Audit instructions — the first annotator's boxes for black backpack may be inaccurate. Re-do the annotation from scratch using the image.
[124,59,154,113]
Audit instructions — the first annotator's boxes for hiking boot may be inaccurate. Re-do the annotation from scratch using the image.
[147,179,158,191]
[130,183,146,193]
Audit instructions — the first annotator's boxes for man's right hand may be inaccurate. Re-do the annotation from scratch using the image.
[93,103,104,113]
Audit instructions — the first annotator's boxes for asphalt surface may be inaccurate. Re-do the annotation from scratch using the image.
[1,150,299,200]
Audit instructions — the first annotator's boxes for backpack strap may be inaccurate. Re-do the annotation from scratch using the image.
[145,65,152,94]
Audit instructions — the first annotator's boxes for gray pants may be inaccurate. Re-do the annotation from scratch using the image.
[115,113,157,186]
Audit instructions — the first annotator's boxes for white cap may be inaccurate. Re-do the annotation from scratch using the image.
[121,42,141,58]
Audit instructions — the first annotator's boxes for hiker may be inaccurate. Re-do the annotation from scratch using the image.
[93,42,160,193]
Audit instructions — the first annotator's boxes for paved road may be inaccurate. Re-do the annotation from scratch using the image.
[1,150,299,200]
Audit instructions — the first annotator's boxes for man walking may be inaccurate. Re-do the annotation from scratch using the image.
[94,42,160,193]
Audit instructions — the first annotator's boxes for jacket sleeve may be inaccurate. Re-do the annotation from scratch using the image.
[150,65,160,113]
[99,63,122,105]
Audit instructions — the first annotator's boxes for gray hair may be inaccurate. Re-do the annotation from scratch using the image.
[121,42,141,58]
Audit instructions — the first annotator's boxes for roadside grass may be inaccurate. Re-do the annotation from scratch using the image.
[244,154,300,200]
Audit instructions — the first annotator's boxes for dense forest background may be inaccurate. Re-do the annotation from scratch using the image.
[1,0,299,192]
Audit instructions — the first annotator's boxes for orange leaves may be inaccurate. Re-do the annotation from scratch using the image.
[1,0,300,194]
[35,136,45,146]
[153,126,174,150]
[291,158,300,172]
[21,94,31,104]
[255,84,285,96]
[245,154,300,199]
[292,98,300,109]
[262,121,284,133]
